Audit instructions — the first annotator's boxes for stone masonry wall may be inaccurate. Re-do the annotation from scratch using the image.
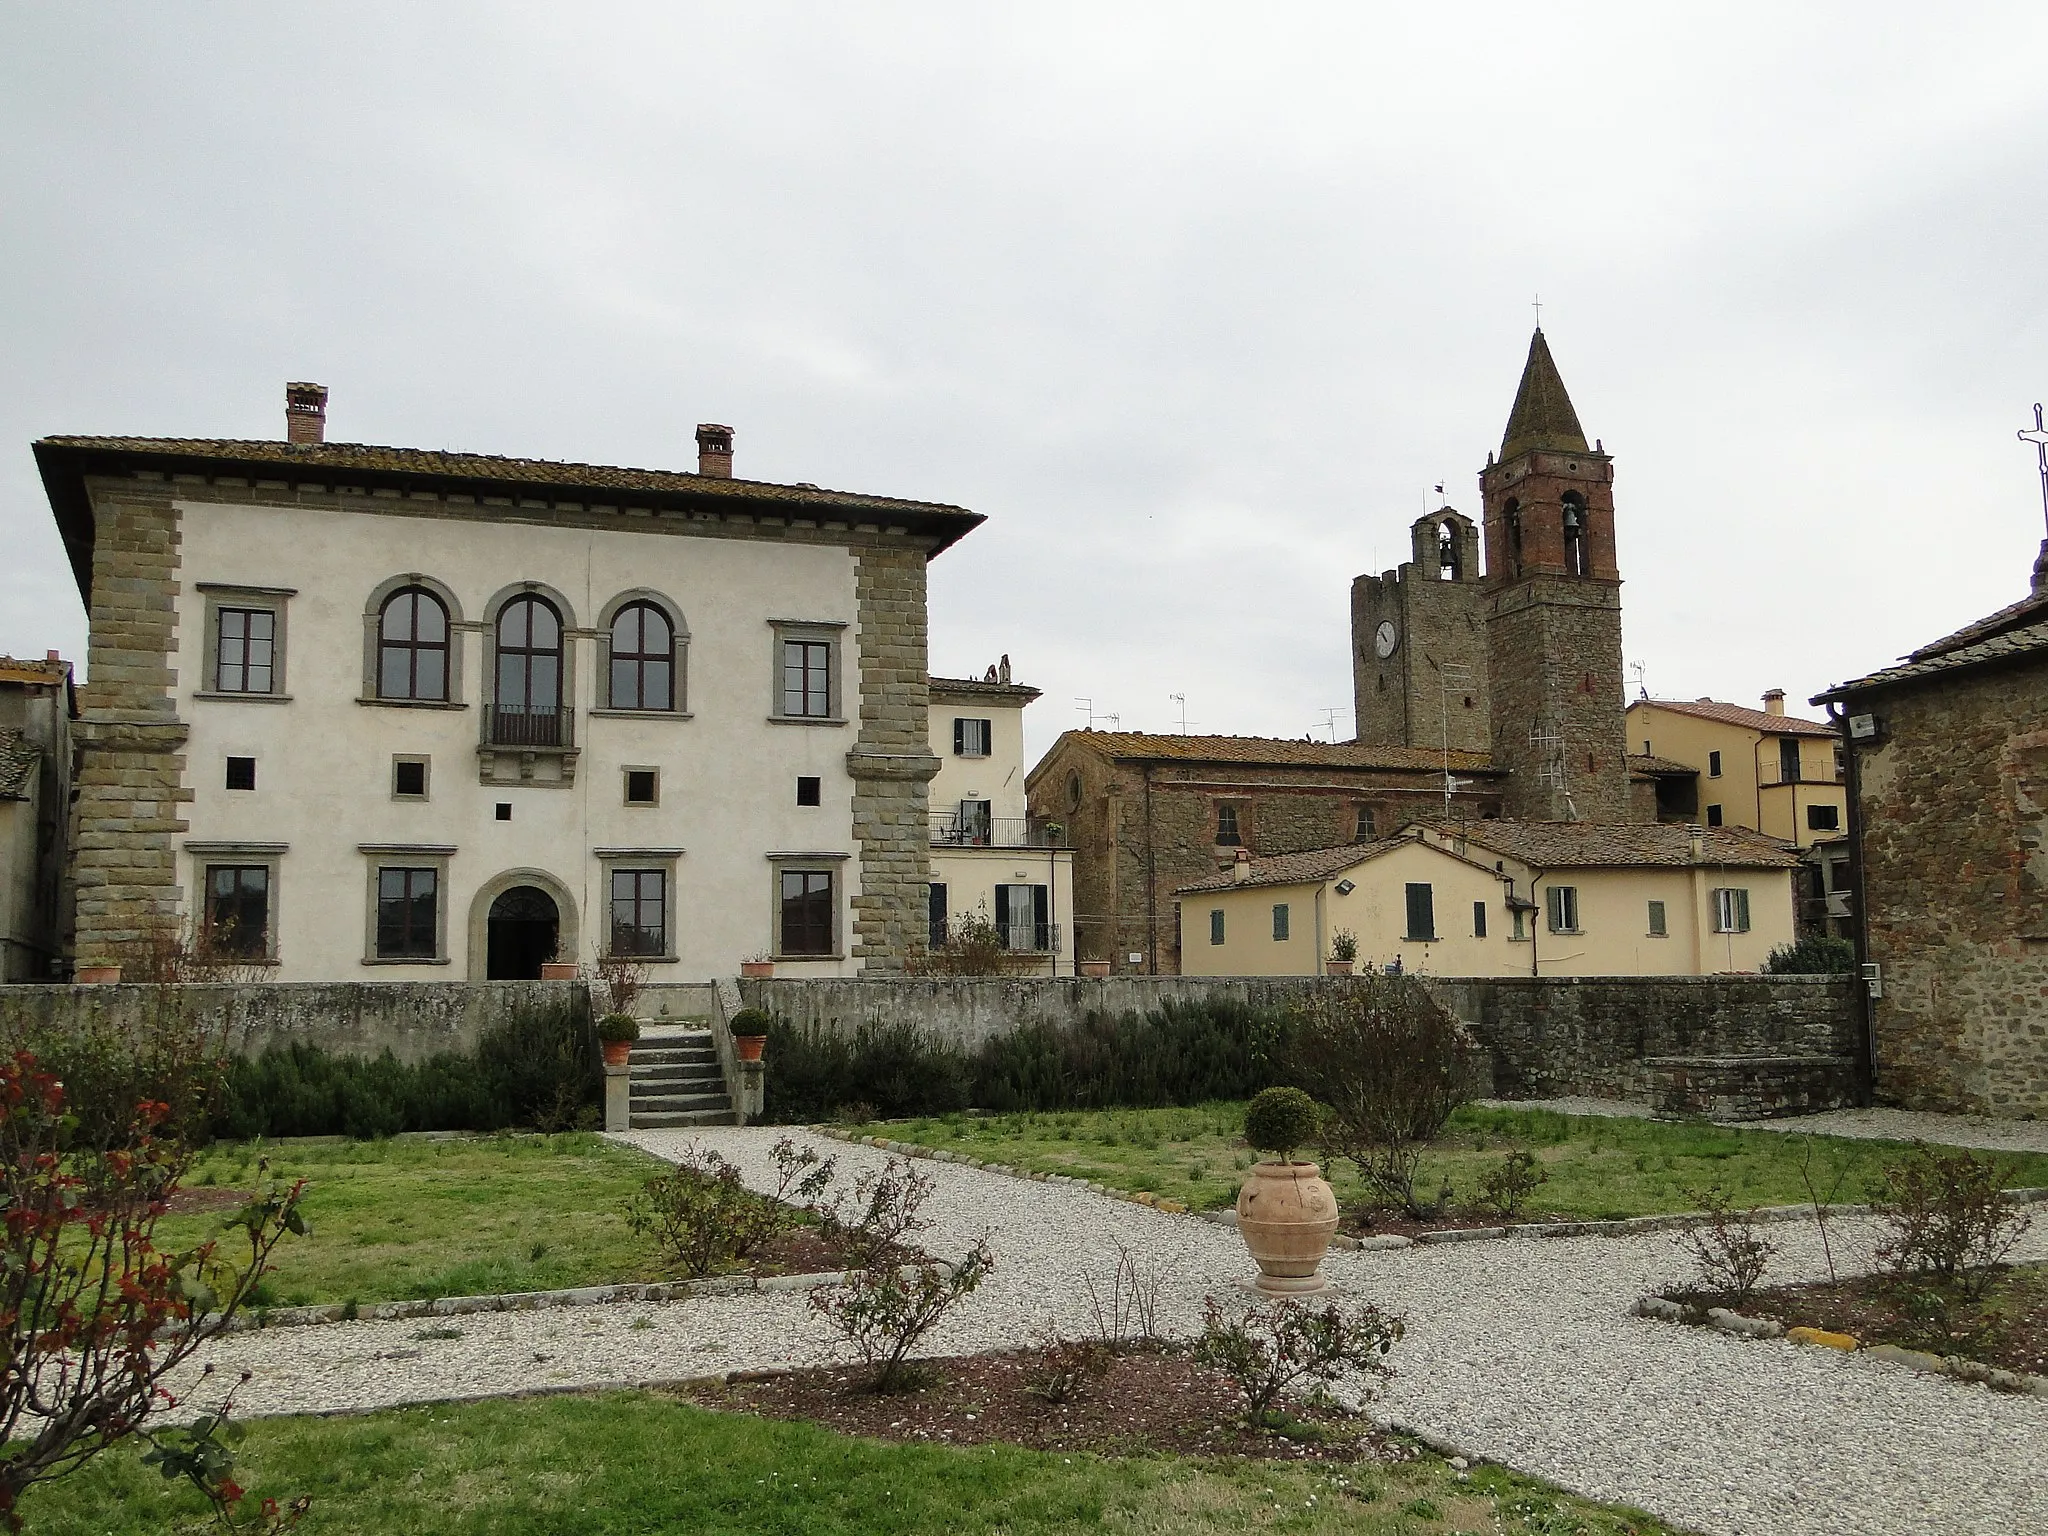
[846,543,938,973]
[1855,658,2048,1116]
[72,485,190,966]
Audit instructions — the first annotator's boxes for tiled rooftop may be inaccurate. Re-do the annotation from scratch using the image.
[1055,731,1498,773]
[0,730,41,799]
[1438,819,1802,869]
[1176,839,1411,895]
[1633,697,1836,739]
[1816,617,2048,700]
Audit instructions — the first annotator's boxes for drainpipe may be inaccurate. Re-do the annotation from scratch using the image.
[1314,882,1327,978]
[1825,700,1878,1106]
[1527,872,1543,977]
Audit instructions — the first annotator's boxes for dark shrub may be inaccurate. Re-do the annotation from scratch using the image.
[1763,935,1857,975]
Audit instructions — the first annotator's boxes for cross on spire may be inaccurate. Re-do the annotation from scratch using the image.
[2021,403,2048,537]
[1532,293,1542,329]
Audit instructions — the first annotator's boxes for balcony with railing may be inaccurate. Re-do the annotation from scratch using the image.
[929,813,1070,849]
[486,705,574,749]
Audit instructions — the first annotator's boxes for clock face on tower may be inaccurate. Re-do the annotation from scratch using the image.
[1373,620,1399,659]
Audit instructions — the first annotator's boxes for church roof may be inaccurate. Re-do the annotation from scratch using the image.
[1037,731,1499,774]
[1500,329,1591,460]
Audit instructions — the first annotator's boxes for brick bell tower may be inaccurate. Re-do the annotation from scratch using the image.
[1480,329,1631,821]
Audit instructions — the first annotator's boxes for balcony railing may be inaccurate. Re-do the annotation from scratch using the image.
[998,921,1060,954]
[930,814,1070,849]
[486,705,574,749]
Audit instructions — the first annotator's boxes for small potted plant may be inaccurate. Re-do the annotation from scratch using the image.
[1327,929,1359,977]
[1236,1086,1339,1294]
[597,1013,640,1067]
[729,1007,772,1063]
[740,952,774,980]
[1079,957,1111,978]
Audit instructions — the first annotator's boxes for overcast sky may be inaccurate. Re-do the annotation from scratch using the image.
[6,4,2047,767]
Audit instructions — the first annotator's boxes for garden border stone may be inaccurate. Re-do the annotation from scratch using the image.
[1629,1294,2048,1397]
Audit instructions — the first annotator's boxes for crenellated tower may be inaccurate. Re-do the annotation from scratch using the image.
[1480,329,1630,820]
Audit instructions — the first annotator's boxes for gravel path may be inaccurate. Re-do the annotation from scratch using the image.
[1486,1096,2048,1154]
[162,1126,2048,1536]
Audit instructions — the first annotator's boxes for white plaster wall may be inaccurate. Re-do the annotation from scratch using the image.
[926,845,1076,977]
[927,696,1030,823]
[172,499,863,981]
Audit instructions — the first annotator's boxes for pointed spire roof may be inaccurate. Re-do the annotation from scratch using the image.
[1499,328,1589,460]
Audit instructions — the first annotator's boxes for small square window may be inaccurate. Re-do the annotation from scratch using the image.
[624,768,659,806]
[953,718,992,757]
[1807,803,1840,832]
[393,758,428,799]
[1706,804,1723,828]
[225,756,256,791]
[796,776,822,807]
[495,802,512,822]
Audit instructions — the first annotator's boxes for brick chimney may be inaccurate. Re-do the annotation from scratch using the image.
[695,423,734,478]
[1232,848,1253,883]
[1762,689,1786,717]
[285,382,328,445]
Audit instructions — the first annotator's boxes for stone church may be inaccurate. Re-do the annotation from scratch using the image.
[1352,328,1635,822]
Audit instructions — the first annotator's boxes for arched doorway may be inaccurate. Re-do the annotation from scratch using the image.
[486,886,559,980]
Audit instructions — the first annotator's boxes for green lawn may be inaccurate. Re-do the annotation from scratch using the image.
[161,1134,673,1307]
[18,1390,1685,1536]
[841,1103,2048,1220]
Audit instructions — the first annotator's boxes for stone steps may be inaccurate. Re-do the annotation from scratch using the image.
[625,1026,734,1128]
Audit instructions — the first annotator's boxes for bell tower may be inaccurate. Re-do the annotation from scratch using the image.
[1481,329,1630,820]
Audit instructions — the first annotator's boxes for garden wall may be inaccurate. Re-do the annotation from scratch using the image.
[0,980,585,1065]
[742,973,1864,1118]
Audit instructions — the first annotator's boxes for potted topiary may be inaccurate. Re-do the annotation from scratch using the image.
[1236,1085,1340,1294]
[597,1013,640,1067]
[1327,929,1359,977]
[729,1007,772,1063]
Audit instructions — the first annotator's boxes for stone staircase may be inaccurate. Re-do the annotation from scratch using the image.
[627,1021,736,1128]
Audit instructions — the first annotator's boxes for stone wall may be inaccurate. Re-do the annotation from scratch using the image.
[0,980,583,1064]
[1853,656,2048,1117]
[744,972,1861,1118]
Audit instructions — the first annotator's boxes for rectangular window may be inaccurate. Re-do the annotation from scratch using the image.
[1706,804,1723,828]
[1511,907,1530,941]
[1647,899,1668,937]
[624,768,659,806]
[797,775,822,807]
[1354,805,1376,841]
[214,607,277,694]
[1404,883,1436,941]
[1272,903,1290,941]
[495,802,512,821]
[950,799,993,844]
[953,718,992,757]
[1546,885,1580,934]
[1472,900,1487,938]
[610,869,668,956]
[1833,742,1846,779]
[204,865,269,958]
[1708,750,1723,778]
[781,639,832,718]
[225,756,256,791]
[375,867,438,959]
[779,869,835,955]
[1779,738,1802,784]
[927,882,948,948]
[1209,908,1225,945]
[996,883,1051,951]
[1807,803,1840,832]
[392,757,428,799]
[1215,804,1242,846]
[1713,887,1751,934]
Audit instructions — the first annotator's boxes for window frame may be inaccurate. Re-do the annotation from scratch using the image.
[622,766,660,807]
[1807,802,1840,833]
[595,593,690,717]
[376,585,453,703]
[357,844,454,966]
[183,841,286,964]
[1472,900,1487,939]
[767,620,848,726]
[775,865,839,958]
[1647,899,1668,938]
[480,583,579,754]
[595,848,684,963]
[1354,804,1377,842]
[1404,882,1437,942]
[1706,804,1724,828]
[1214,803,1243,847]
[1271,903,1290,942]
[953,717,993,758]
[224,756,256,792]
[796,775,823,807]
[359,575,467,711]
[927,882,948,949]
[1209,908,1225,946]
[196,584,294,703]
[996,883,1053,952]
[392,755,430,801]
[1712,887,1752,935]
[1546,884,1581,935]
[1708,750,1723,778]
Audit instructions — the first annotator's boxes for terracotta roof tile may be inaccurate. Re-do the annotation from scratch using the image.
[1176,839,1412,895]
[1436,819,1801,870]
[0,730,40,800]
[1816,617,2048,700]
[1635,698,1836,738]
[1905,589,2048,661]
[1628,753,1698,777]
[0,657,68,687]
[929,676,1042,703]
[1053,731,1499,774]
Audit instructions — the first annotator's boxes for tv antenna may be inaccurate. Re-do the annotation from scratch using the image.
[1168,692,1197,734]
[1075,697,1120,731]
[1627,660,1649,701]
[1431,659,1474,821]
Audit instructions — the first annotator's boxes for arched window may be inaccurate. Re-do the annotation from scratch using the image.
[1437,520,1462,581]
[609,602,673,711]
[1504,498,1523,575]
[494,595,563,745]
[1562,492,1588,576]
[378,586,450,700]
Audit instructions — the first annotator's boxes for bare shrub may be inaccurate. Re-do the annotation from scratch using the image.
[1476,1148,1548,1220]
[1194,1296,1403,1425]
[821,1156,937,1269]
[1682,1187,1776,1308]
[589,947,650,1019]
[1025,1334,1112,1404]
[114,911,274,986]
[901,909,1036,978]
[1083,1240,1167,1345]
[623,1137,834,1277]
[810,1238,995,1392]
[1796,1134,1852,1287]
[1871,1142,2032,1303]
[1287,976,1476,1217]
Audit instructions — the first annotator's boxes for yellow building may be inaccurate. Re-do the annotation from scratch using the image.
[1624,692,1845,849]
[1175,821,1800,979]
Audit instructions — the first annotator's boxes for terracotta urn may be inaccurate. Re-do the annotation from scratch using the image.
[1079,959,1111,978]
[1325,960,1354,977]
[74,965,123,985]
[601,1039,632,1068]
[540,961,579,981]
[1236,1160,1340,1294]
[740,960,774,979]
[733,1033,766,1063]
